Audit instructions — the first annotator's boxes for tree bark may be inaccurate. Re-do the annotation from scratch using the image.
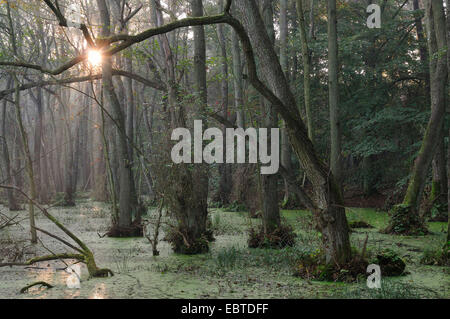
[234,0,351,264]
[388,0,448,234]
[217,0,232,205]
[1,78,20,211]
[13,77,37,243]
[296,0,314,143]
[231,10,245,129]
[328,0,342,186]
[258,0,281,235]
[97,0,139,230]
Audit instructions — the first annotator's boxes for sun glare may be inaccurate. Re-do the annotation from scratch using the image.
[87,50,102,66]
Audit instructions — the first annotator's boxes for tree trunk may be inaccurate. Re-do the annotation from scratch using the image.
[413,0,430,96]
[150,0,210,253]
[430,135,447,220]
[13,77,37,243]
[388,0,448,234]
[216,0,232,206]
[296,0,314,143]
[97,0,139,231]
[234,0,351,264]
[231,13,245,129]
[328,0,342,186]
[258,0,281,235]
[1,79,20,211]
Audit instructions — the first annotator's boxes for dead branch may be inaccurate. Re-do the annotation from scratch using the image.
[0,185,113,278]
[20,281,53,294]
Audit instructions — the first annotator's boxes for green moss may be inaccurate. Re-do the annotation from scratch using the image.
[370,249,406,276]
[385,204,428,235]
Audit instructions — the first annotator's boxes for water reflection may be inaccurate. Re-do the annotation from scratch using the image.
[25,262,83,298]
[89,283,108,299]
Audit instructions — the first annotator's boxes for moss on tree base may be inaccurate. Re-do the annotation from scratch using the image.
[384,204,428,235]
[247,225,296,249]
[166,228,213,255]
[294,250,368,283]
[106,221,143,238]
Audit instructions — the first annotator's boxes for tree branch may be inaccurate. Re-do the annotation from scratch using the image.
[0,69,165,100]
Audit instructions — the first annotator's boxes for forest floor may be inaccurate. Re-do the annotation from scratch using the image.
[0,197,448,299]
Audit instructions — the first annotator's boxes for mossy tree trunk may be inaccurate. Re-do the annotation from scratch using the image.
[388,0,448,234]
[429,135,447,220]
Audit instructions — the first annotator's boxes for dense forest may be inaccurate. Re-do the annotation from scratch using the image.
[0,0,448,299]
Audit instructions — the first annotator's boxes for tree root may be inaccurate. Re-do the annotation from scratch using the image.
[20,281,53,294]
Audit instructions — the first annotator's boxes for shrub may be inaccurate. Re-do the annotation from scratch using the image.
[294,248,368,283]
[370,249,406,276]
[420,243,449,266]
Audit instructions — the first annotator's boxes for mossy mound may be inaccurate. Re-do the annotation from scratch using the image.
[106,219,143,238]
[166,229,213,255]
[349,220,374,229]
[294,249,368,283]
[371,249,406,276]
[384,204,428,235]
[248,225,296,249]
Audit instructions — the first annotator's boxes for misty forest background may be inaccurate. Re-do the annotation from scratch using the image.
[0,0,449,298]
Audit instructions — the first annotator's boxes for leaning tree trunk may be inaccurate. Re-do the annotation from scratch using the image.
[234,0,351,264]
[387,0,448,235]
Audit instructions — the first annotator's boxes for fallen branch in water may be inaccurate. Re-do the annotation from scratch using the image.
[0,212,25,230]
[0,185,113,278]
[20,281,54,294]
